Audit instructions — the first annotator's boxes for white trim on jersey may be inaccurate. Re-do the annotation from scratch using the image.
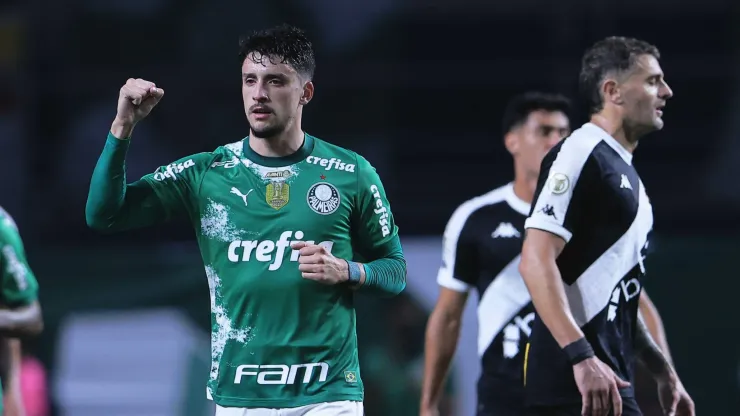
[567,179,653,326]
[503,185,531,216]
[592,124,633,165]
[476,254,531,356]
[524,125,603,243]
[437,183,527,293]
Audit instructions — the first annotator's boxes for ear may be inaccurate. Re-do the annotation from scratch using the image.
[299,81,314,105]
[504,130,519,156]
[601,77,624,106]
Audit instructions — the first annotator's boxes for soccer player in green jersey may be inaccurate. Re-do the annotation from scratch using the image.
[85,24,406,416]
[0,206,44,416]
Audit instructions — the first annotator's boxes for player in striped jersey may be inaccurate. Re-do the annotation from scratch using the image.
[520,37,694,416]
[419,92,676,416]
[420,92,571,416]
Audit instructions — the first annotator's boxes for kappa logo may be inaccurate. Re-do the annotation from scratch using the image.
[620,174,633,190]
[307,182,340,215]
[539,204,557,220]
[491,222,520,239]
[305,156,356,172]
[153,159,195,181]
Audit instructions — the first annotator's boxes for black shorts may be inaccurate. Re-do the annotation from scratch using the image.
[477,400,524,416]
[526,396,642,416]
[477,375,525,416]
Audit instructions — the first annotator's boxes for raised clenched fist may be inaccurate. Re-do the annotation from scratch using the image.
[115,78,164,127]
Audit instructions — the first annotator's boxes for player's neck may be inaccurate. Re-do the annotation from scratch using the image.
[590,114,638,154]
[249,122,305,158]
[512,170,536,204]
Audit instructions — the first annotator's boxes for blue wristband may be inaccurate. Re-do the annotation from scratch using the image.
[345,260,362,284]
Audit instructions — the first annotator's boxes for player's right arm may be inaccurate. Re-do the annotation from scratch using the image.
[421,289,467,416]
[520,141,628,416]
[86,79,208,232]
[420,206,478,415]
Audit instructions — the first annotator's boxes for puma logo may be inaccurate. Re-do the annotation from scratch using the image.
[230,187,253,206]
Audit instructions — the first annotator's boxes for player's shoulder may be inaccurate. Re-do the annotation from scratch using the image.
[546,123,613,173]
[557,123,606,157]
[0,206,20,244]
[0,206,18,232]
[445,183,517,231]
[148,140,242,183]
[149,151,218,183]
[307,134,367,173]
[216,137,247,158]
[192,137,247,169]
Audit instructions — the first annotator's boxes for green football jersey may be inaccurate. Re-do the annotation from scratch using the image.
[0,208,39,308]
[140,134,398,408]
[0,207,40,414]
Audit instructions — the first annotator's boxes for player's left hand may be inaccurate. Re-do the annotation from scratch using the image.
[292,242,348,285]
[657,372,695,416]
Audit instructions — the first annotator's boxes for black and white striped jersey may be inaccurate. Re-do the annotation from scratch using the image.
[523,123,654,406]
[437,182,534,406]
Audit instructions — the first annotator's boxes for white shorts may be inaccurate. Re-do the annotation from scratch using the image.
[215,401,363,416]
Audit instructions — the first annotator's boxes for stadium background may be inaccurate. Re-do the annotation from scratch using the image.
[0,0,738,414]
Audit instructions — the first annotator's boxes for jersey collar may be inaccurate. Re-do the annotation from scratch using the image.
[583,123,633,165]
[504,183,531,216]
[241,133,315,167]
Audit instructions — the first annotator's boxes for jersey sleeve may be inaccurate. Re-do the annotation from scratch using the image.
[524,137,601,243]
[436,203,479,293]
[87,135,218,231]
[139,152,215,220]
[353,155,399,259]
[0,218,38,306]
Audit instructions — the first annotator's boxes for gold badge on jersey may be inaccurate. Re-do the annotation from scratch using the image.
[265,170,292,210]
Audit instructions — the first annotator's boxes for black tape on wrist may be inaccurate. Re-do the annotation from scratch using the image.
[563,338,595,365]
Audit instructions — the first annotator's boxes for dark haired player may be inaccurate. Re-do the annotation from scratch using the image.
[86,24,406,416]
[520,37,695,416]
[420,92,571,416]
[420,92,675,416]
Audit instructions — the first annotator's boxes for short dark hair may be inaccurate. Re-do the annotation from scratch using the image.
[501,92,571,136]
[238,24,316,80]
[579,36,661,114]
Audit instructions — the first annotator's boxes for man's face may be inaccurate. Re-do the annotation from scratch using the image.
[507,110,570,177]
[619,54,673,133]
[241,53,312,139]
